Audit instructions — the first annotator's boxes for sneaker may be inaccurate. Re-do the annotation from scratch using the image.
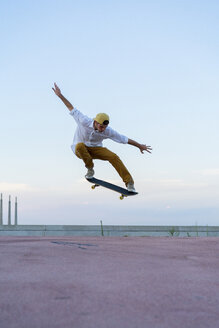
[85,168,95,179]
[126,182,136,192]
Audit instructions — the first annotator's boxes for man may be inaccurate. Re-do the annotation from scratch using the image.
[52,83,152,192]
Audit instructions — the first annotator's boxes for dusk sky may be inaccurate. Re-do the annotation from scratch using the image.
[1,0,218,226]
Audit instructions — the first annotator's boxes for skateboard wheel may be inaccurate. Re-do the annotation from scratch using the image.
[91,185,96,189]
[120,195,124,200]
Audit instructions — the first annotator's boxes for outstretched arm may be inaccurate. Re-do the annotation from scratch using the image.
[128,139,152,154]
[52,83,74,111]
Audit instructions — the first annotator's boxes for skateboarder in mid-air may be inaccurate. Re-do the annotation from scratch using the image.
[52,83,152,192]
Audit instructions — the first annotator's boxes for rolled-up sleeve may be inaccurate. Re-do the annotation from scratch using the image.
[106,127,128,144]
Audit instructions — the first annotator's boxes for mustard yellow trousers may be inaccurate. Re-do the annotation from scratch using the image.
[75,143,134,185]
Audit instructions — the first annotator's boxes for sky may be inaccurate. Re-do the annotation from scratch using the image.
[0,0,219,226]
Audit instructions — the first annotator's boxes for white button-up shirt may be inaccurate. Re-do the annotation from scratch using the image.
[70,108,128,153]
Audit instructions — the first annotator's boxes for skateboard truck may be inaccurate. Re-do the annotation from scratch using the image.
[91,184,99,190]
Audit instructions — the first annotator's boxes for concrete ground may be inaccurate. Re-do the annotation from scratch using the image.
[0,236,219,328]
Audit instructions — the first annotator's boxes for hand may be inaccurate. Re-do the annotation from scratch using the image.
[128,139,152,154]
[139,144,152,154]
[52,82,61,97]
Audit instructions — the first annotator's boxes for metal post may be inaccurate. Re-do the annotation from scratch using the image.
[0,193,3,225]
[8,195,11,226]
[15,197,18,226]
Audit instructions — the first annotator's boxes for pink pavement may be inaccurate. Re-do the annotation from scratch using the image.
[0,236,219,328]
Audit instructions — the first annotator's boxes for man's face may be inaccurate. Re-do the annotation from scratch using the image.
[94,121,108,132]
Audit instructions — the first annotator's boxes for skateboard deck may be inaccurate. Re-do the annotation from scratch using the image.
[86,177,138,199]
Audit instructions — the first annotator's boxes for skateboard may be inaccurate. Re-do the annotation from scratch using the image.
[86,177,138,200]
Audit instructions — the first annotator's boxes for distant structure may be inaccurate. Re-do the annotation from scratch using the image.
[8,195,11,225]
[0,194,2,225]
[0,194,18,226]
[15,197,18,226]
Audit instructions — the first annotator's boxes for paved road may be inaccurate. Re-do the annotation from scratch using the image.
[0,236,219,328]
